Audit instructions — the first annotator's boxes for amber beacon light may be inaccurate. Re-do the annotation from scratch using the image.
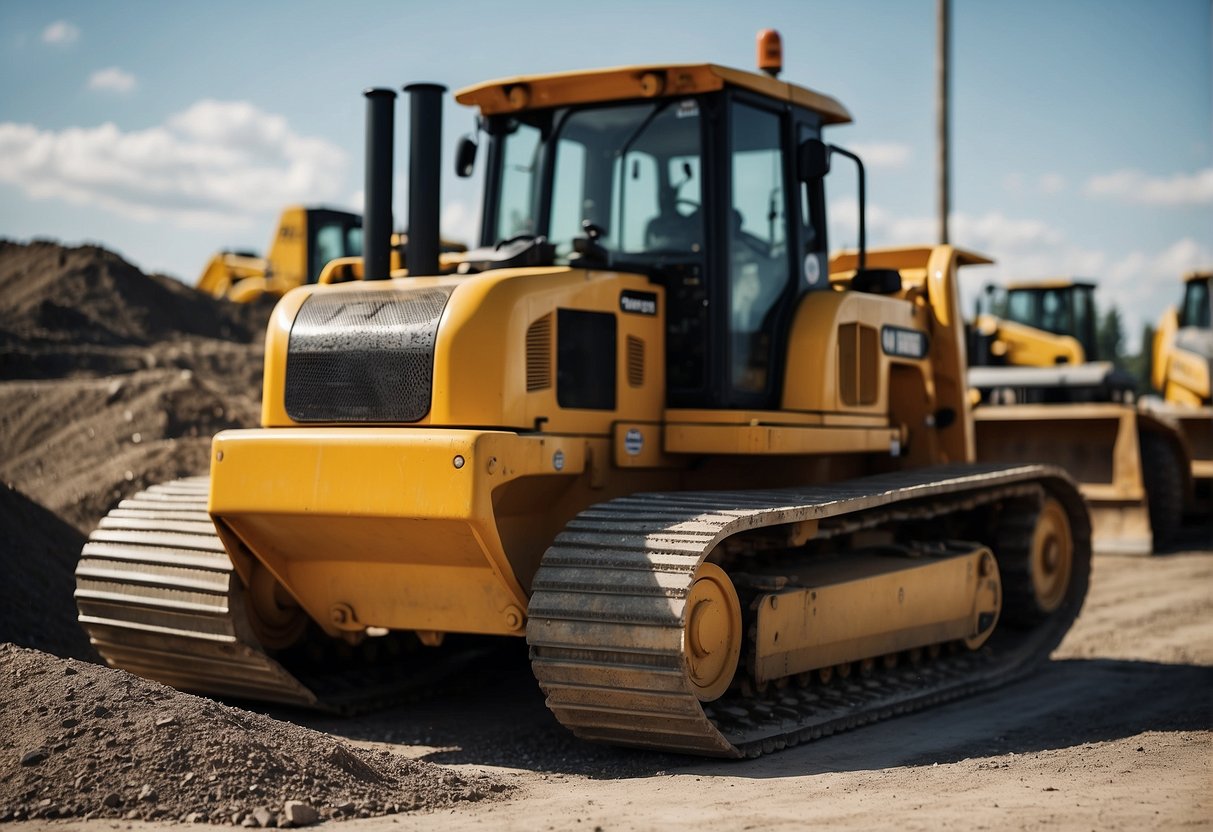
[757,29,782,77]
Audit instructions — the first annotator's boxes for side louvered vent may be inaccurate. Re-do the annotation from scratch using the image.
[526,314,553,391]
[626,336,645,387]
[838,322,879,406]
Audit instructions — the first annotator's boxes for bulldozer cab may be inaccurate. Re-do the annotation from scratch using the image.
[286,207,363,285]
[1178,272,1211,330]
[998,280,1099,361]
[458,68,845,411]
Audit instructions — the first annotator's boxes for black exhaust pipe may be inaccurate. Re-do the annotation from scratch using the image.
[403,83,446,277]
[363,87,396,281]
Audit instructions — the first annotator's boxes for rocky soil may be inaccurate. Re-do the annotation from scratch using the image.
[0,644,504,825]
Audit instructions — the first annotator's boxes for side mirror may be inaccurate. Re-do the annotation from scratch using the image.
[455,135,477,178]
[797,138,831,180]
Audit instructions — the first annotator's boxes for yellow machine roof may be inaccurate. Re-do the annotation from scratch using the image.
[829,246,994,273]
[1004,277,1096,291]
[1183,270,1212,283]
[455,63,852,124]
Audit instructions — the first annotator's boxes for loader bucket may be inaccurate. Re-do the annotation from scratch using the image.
[974,403,1152,555]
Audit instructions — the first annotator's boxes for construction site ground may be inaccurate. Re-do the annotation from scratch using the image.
[1,241,1209,831]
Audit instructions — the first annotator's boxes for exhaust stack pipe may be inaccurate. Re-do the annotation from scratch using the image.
[363,87,397,281]
[404,83,446,277]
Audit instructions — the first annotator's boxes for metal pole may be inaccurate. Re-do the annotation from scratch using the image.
[363,87,396,281]
[936,0,950,245]
[404,83,446,277]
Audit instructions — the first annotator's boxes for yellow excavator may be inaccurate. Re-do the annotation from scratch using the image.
[967,279,1191,553]
[196,206,466,302]
[1147,270,1212,512]
[76,32,1091,758]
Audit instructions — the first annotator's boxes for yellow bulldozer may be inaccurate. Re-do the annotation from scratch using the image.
[196,206,364,302]
[1147,270,1212,512]
[196,205,466,302]
[967,279,1191,554]
[76,32,1092,758]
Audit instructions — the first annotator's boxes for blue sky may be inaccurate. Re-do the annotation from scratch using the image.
[1,0,1209,347]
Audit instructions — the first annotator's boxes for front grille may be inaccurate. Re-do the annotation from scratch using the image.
[284,287,454,422]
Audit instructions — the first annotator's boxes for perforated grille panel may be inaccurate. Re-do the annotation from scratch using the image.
[526,314,553,391]
[626,335,645,387]
[284,287,454,422]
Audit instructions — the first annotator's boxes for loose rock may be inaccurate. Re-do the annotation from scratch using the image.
[283,800,319,827]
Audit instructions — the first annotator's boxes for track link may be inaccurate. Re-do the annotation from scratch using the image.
[75,478,319,706]
[527,464,1092,758]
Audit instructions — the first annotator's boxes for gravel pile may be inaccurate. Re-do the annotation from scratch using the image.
[0,644,509,824]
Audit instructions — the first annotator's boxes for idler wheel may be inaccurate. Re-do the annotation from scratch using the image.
[683,562,742,701]
[1029,498,1073,614]
[244,563,307,649]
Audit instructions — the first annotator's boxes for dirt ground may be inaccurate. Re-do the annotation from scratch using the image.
[299,545,1213,832]
[1,241,1210,831]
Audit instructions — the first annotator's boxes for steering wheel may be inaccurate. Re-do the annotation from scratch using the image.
[675,199,700,218]
[496,233,537,250]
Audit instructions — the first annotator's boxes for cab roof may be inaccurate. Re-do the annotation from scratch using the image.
[454,63,852,124]
[1183,270,1212,283]
[1005,278,1096,291]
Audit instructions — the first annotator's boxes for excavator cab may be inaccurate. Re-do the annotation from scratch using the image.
[459,77,837,411]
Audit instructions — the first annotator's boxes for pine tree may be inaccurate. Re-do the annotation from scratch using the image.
[1096,305,1125,366]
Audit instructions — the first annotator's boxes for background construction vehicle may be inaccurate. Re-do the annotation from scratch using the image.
[972,279,1098,369]
[1146,271,1212,513]
[195,205,466,302]
[196,206,363,302]
[967,278,1191,553]
[76,33,1092,758]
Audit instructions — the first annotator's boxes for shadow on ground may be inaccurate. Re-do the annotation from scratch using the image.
[289,643,1211,780]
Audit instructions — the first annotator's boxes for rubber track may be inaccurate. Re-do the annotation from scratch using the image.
[527,463,1092,758]
[75,477,320,707]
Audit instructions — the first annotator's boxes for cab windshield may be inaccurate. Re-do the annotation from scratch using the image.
[1180,277,1211,329]
[486,98,704,264]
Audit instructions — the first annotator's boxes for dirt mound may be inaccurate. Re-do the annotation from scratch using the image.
[0,240,269,359]
[0,486,95,661]
[0,645,509,824]
[1,361,261,533]
[0,241,265,656]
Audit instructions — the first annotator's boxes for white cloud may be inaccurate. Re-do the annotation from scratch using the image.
[0,100,347,230]
[1038,173,1066,195]
[1001,172,1066,196]
[848,142,911,170]
[87,67,137,94]
[1084,167,1213,206]
[42,20,79,45]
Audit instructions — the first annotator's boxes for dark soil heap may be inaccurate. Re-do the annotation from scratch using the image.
[0,241,272,657]
[0,485,92,660]
[0,645,508,824]
[0,239,268,364]
[0,240,269,536]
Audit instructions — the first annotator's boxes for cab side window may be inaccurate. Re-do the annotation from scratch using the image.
[729,102,790,394]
